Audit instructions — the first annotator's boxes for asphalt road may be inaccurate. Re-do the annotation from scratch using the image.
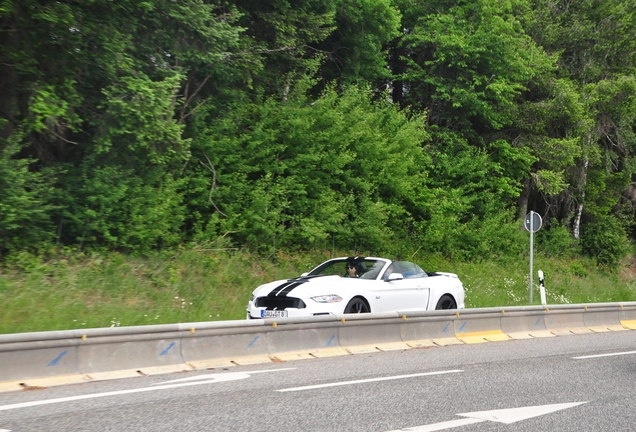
[1,330,635,431]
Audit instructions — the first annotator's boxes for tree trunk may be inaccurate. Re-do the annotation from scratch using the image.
[516,177,530,220]
[388,39,407,106]
[573,158,589,240]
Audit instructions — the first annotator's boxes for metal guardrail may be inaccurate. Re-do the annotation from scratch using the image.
[1,302,636,392]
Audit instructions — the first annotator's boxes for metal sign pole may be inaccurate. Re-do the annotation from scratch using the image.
[524,211,542,305]
[529,210,533,304]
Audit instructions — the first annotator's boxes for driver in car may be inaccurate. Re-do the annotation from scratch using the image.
[346,263,359,278]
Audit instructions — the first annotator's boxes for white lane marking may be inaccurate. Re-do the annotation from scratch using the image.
[0,369,293,412]
[573,350,636,359]
[154,368,295,385]
[385,402,588,431]
[0,429,12,431]
[276,370,463,392]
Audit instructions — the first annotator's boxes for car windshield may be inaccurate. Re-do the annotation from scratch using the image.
[391,261,428,279]
[308,259,385,280]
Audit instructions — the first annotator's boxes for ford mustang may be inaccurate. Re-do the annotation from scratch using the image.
[246,256,465,319]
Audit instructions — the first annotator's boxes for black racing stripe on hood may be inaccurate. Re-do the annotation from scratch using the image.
[267,281,294,297]
[267,277,314,297]
[277,282,304,297]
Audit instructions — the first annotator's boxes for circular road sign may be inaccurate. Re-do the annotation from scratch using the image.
[524,212,542,233]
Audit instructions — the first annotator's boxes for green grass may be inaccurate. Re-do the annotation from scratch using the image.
[454,257,636,308]
[1,248,636,334]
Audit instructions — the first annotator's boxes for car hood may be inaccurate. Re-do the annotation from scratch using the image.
[252,275,367,298]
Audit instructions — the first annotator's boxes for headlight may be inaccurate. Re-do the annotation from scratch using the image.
[311,294,343,303]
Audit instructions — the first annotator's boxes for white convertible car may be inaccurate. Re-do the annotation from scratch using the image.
[246,256,465,319]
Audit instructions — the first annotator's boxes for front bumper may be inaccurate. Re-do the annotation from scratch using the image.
[246,299,340,319]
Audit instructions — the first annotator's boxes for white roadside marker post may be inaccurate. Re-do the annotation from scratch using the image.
[538,270,546,306]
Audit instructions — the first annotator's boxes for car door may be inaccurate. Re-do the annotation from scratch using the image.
[374,262,430,312]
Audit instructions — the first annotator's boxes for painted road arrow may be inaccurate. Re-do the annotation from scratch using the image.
[387,401,588,431]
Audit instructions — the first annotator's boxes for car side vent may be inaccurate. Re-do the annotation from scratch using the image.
[255,297,306,309]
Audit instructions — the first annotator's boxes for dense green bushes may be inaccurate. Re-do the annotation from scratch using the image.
[187,87,428,253]
[581,217,631,267]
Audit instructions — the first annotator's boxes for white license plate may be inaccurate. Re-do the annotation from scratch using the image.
[261,310,288,318]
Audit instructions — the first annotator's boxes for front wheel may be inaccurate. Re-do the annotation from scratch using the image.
[344,297,370,314]
[435,295,457,310]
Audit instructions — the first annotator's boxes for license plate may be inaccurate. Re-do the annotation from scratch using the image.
[261,310,288,318]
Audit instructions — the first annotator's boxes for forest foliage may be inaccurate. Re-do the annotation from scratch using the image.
[2,0,636,266]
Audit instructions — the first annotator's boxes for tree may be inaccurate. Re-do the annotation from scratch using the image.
[519,0,636,243]
[311,0,401,88]
[384,0,550,230]
[0,0,245,253]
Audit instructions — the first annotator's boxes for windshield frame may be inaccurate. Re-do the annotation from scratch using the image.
[307,257,390,280]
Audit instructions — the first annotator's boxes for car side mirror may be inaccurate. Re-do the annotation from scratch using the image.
[301,272,309,277]
[385,273,404,281]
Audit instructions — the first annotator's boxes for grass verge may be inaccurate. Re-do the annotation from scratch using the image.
[1,248,636,334]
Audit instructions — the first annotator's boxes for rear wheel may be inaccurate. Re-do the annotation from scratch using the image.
[344,297,370,314]
[435,295,457,310]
